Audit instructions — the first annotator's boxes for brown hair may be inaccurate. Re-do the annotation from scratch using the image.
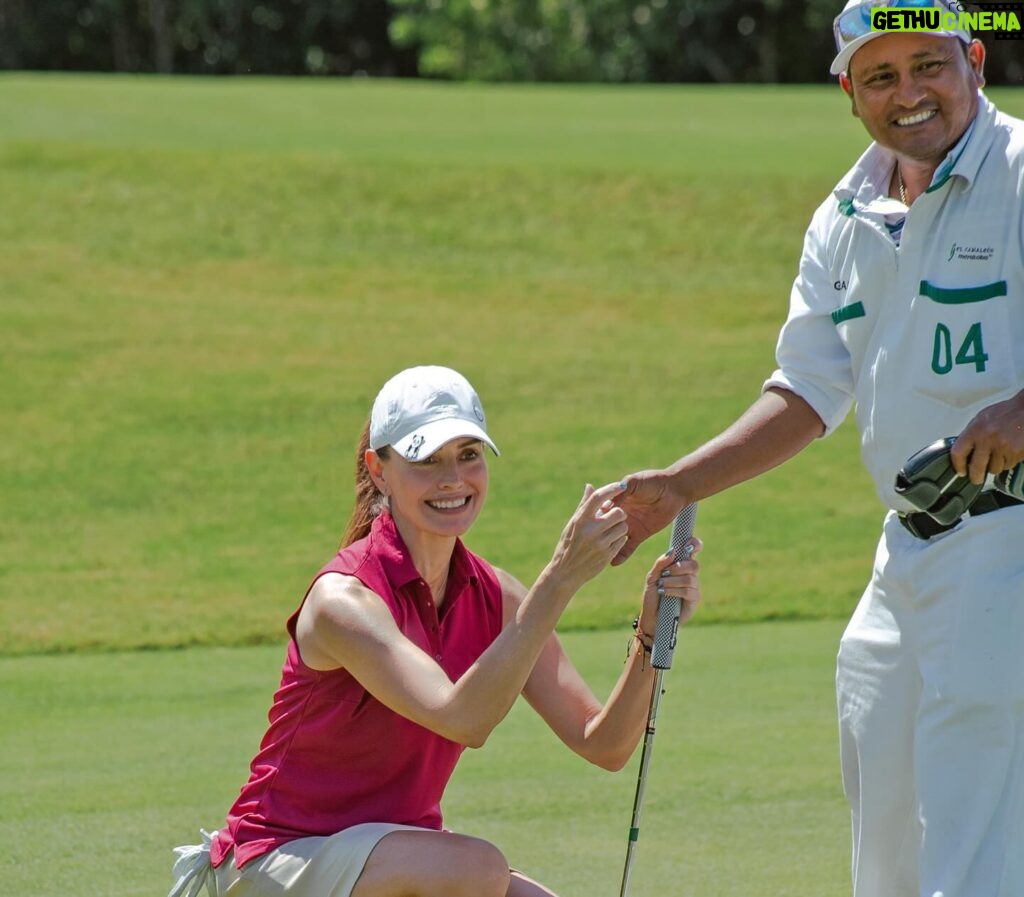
[340,420,391,547]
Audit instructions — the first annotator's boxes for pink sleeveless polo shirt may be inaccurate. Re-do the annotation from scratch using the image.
[210,513,505,869]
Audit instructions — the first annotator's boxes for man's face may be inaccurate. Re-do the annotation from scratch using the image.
[841,33,985,167]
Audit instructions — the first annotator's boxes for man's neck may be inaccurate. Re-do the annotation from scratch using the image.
[893,105,980,204]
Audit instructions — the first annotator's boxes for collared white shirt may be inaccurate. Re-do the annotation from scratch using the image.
[854,119,977,247]
[765,93,1024,512]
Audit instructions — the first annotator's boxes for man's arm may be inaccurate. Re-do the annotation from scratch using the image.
[611,387,824,564]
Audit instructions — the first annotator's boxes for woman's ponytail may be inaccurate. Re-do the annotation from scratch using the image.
[340,420,390,547]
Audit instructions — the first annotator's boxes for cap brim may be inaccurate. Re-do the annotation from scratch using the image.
[391,418,500,461]
[830,31,883,75]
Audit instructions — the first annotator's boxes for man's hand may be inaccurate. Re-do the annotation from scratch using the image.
[951,390,1024,484]
[609,469,689,566]
[607,389,822,566]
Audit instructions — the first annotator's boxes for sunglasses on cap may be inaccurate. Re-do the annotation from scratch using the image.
[834,0,962,47]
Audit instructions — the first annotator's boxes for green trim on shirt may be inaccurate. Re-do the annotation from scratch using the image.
[919,280,1008,304]
[831,301,867,325]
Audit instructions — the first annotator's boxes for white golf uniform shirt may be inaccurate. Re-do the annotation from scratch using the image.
[765,92,1024,510]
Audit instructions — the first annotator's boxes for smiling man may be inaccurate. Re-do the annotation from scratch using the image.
[833,4,985,208]
[610,2,1024,896]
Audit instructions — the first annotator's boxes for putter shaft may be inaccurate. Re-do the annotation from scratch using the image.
[619,669,667,897]
[619,505,697,897]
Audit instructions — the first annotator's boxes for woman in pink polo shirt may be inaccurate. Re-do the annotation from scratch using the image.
[170,365,700,897]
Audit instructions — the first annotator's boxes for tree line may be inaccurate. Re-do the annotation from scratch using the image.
[0,0,1020,84]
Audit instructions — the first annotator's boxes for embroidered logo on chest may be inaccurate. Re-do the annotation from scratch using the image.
[947,242,996,263]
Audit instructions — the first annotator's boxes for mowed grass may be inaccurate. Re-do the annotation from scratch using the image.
[3,75,1021,657]
[8,74,1020,897]
[0,621,850,897]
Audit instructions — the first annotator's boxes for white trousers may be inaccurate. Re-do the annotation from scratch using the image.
[837,507,1024,897]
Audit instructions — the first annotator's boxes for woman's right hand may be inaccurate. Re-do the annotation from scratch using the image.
[547,482,630,590]
[636,540,702,638]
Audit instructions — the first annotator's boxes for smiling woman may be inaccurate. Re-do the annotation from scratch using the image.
[361,368,498,568]
[167,365,702,897]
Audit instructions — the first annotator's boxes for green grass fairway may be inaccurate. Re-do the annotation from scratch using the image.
[0,620,850,897]
[11,76,1020,655]
[8,73,1015,897]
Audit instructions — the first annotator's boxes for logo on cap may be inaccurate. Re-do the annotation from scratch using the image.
[408,433,426,460]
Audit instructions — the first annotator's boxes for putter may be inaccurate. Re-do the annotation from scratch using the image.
[619,503,698,897]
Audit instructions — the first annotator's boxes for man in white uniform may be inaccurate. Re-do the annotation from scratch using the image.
[610,2,1024,895]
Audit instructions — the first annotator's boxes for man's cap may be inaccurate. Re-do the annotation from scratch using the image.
[369,366,499,462]
[831,0,971,76]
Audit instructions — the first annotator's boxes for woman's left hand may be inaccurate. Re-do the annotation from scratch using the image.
[636,538,703,640]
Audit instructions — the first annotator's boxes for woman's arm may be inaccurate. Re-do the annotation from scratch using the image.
[508,543,701,771]
[295,482,628,748]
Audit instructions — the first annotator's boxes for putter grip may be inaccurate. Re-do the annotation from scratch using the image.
[651,504,697,670]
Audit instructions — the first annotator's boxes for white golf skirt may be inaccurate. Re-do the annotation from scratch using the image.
[170,823,430,897]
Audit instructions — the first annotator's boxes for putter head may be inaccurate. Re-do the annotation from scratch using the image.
[894,436,982,525]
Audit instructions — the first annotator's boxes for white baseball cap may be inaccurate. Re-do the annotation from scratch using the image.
[369,366,499,462]
[830,0,971,76]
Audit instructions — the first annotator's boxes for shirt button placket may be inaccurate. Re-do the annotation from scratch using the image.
[418,581,442,662]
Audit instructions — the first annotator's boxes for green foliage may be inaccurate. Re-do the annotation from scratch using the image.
[387,0,838,82]
[2,1,1021,83]
[0,0,415,75]
[386,0,1024,83]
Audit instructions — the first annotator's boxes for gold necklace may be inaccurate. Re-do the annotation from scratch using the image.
[896,167,908,205]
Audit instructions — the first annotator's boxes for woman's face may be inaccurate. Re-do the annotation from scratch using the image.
[368,437,488,540]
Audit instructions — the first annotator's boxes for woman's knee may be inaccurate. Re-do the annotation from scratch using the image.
[449,836,510,896]
[355,831,510,897]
